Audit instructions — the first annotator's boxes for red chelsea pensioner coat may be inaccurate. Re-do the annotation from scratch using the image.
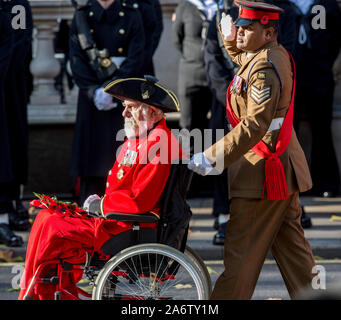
[18,118,185,299]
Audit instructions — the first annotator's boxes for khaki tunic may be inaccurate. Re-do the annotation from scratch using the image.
[204,38,312,199]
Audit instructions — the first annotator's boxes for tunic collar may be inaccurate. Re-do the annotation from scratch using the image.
[238,41,279,75]
[90,0,121,23]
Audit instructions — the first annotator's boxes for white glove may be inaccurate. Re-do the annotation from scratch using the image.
[220,12,236,41]
[188,153,220,176]
[83,194,101,212]
[94,88,118,111]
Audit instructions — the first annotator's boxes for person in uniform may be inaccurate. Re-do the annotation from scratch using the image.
[203,0,239,245]
[265,0,313,229]
[0,3,20,247]
[122,0,163,75]
[69,0,145,205]
[173,0,220,197]
[172,0,217,134]
[0,0,33,247]
[18,77,184,300]
[189,0,316,299]
[289,0,341,197]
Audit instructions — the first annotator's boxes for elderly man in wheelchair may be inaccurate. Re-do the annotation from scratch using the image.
[18,77,211,300]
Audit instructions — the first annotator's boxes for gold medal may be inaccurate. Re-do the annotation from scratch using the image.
[117,168,125,180]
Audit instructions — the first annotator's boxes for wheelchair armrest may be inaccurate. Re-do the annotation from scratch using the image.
[105,212,159,223]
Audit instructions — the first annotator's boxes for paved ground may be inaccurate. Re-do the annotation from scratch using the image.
[0,195,340,300]
[187,196,341,260]
[1,196,340,262]
[1,260,341,300]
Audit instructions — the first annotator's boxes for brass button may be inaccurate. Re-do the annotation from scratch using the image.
[119,11,125,17]
[133,3,139,8]
[109,170,112,175]
[89,11,94,17]
[90,29,94,33]
[106,182,110,188]
[119,29,125,35]
[118,47,123,53]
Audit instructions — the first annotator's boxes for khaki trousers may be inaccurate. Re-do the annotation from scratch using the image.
[210,192,316,300]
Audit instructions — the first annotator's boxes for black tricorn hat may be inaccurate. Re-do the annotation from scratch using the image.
[234,0,284,27]
[104,75,180,113]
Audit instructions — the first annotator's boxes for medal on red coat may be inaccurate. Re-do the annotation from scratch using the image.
[120,149,138,167]
[117,168,125,180]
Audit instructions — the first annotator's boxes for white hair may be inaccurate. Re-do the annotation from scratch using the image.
[124,104,164,138]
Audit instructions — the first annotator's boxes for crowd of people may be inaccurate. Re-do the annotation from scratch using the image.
[0,0,340,297]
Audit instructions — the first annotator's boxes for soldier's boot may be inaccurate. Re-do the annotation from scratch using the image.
[213,214,230,246]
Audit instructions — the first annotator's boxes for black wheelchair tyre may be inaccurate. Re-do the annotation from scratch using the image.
[92,243,210,300]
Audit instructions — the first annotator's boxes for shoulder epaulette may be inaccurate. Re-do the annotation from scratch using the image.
[243,58,282,94]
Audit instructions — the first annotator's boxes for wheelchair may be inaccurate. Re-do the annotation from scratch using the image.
[23,164,212,300]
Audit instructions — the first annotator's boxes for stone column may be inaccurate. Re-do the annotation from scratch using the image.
[28,0,76,123]
[29,19,60,105]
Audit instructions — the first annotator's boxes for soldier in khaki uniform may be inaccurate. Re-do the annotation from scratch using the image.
[188,0,316,299]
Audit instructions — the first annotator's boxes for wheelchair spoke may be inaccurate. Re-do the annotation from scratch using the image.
[93,244,208,300]
[159,265,190,296]
[122,258,149,296]
[110,275,142,300]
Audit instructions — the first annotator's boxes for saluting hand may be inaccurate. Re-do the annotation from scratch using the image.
[220,13,236,41]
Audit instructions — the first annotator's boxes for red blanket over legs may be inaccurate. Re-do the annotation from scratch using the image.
[18,207,156,300]
[18,209,98,300]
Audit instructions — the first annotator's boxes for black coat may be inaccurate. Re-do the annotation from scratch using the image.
[149,0,163,71]
[69,0,145,177]
[204,10,238,109]
[0,9,13,183]
[293,0,341,87]
[123,0,163,75]
[0,0,33,184]
[173,0,210,92]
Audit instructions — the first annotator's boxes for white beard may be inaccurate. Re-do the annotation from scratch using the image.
[124,117,139,138]
[124,109,154,138]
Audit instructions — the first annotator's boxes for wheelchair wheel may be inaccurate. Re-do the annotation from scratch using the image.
[184,246,212,295]
[92,243,210,300]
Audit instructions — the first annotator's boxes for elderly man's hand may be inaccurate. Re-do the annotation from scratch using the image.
[94,87,118,111]
[188,152,220,176]
[220,12,236,41]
